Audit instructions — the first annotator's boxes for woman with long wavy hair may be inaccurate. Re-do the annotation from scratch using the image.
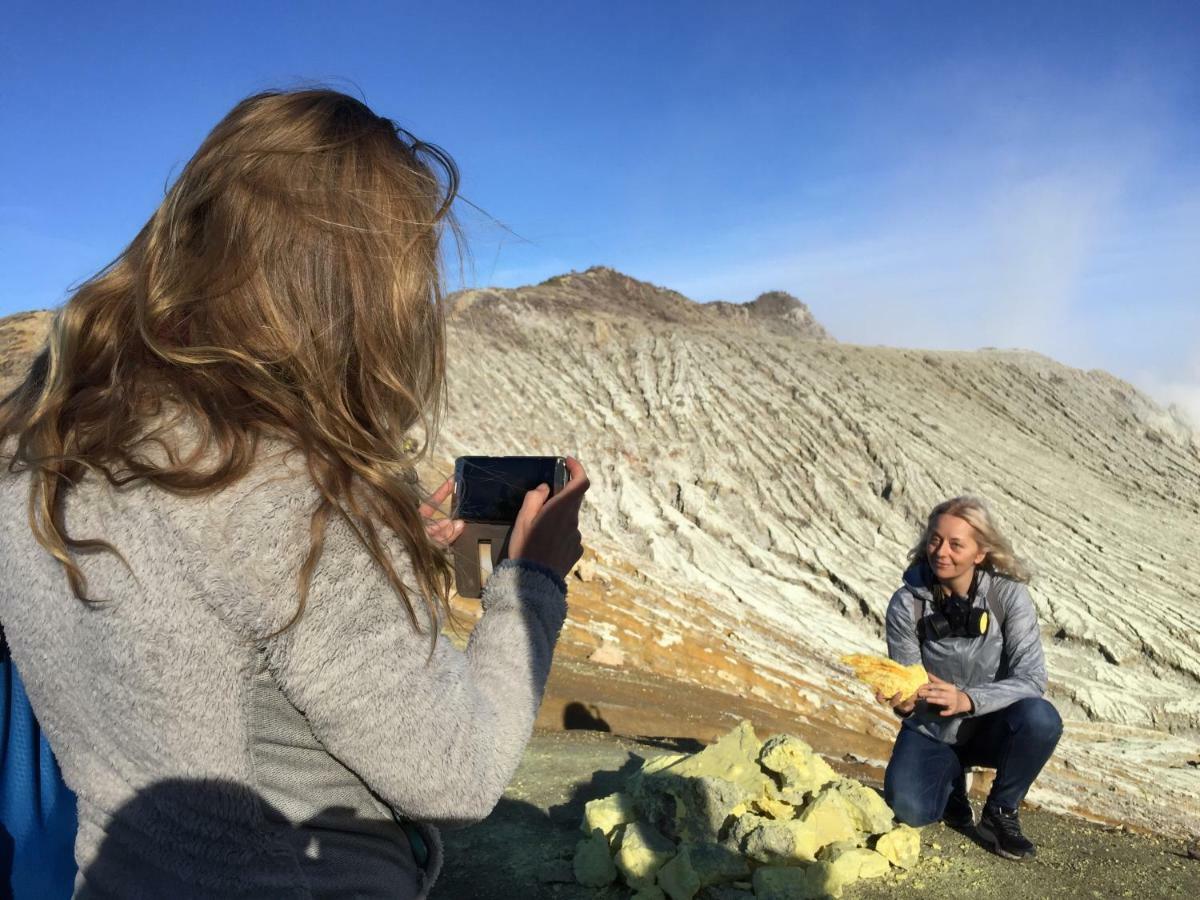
[879,496,1061,861]
[0,88,587,898]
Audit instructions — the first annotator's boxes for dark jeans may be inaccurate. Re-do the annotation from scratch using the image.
[884,697,1062,826]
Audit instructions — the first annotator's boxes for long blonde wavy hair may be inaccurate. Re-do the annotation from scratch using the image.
[0,88,460,634]
[907,495,1032,584]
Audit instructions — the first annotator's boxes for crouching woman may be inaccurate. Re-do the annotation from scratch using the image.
[880,496,1062,861]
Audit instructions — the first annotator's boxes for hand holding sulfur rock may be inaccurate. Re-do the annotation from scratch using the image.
[840,653,926,713]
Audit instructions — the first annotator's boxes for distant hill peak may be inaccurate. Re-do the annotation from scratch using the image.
[452,267,832,340]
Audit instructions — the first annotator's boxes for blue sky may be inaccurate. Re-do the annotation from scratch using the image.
[3,1,1198,421]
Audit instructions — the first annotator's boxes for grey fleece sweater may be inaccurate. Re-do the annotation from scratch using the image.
[0,445,566,898]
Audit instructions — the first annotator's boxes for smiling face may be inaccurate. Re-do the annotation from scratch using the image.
[927,513,987,593]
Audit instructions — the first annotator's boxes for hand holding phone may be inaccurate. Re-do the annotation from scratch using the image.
[449,456,589,597]
[507,457,589,579]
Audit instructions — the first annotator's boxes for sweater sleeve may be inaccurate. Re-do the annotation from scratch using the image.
[962,581,1047,717]
[885,588,922,666]
[207,471,567,828]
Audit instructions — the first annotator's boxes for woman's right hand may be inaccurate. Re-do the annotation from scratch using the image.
[876,689,917,717]
[507,457,590,581]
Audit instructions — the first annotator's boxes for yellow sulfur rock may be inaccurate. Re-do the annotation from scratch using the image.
[874,823,921,869]
[793,788,860,856]
[656,845,701,900]
[633,724,774,844]
[641,752,690,776]
[840,653,927,702]
[752,795,796,821]
[758,734,838,798]
[742,790,859,865]
[808,848,891,897]
[573,828,617,887]
[665,720,765,797]
[827,780,895,835]
[582,792,636,838]
[614,822,677,890]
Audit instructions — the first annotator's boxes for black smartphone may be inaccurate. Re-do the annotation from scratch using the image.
[452,456,568,524]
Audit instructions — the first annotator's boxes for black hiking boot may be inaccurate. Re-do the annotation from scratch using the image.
[977,803,1036,860]
[942,788,974,828]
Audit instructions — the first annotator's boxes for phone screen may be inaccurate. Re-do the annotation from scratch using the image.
[453,456,566,524]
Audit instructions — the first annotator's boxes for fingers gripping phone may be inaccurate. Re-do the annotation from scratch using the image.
[451,456,568,598]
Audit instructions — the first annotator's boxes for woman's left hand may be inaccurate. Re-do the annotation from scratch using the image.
[918,672,974,717]
[420,477,465,547]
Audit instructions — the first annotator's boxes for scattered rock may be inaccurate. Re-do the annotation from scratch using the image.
[573,828,617,887]
[807,847,890,897]
[573,557,597,582]
[582,791,636,838]
[656,846,702,900]
[588,643,625,666]
[614,821,676,890]
[873,823,921,868]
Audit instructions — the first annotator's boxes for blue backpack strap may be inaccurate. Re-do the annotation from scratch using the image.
[1,625,78,899]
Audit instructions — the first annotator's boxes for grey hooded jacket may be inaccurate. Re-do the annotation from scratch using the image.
[0,440,566,899]
[885,563,1048,745]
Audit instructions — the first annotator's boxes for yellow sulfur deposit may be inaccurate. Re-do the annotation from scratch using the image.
[827,779,895,835]
[807,847,891,898]
[791,789,860,859]
[750,795,795,820]
[582,791,636,838]
[660,720,766,797]
[840,653,927,701]
[655,846,700,900]
[573,828,617,886]
[758,734,838,798]
[614,822,676,889]
[574,720,921,898]
[874,823,922,869]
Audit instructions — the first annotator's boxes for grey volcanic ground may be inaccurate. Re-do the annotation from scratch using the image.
[3,268,1198,840]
